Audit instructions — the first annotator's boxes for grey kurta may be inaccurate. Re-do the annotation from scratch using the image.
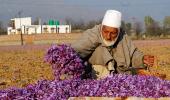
[71,24,146,74]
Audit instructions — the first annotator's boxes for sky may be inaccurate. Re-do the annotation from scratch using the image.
[0,0,170,27]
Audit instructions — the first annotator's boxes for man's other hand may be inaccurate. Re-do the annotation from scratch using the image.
[143,55,154,67]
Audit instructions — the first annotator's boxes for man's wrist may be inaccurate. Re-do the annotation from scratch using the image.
[142,56,148,70]
[107,61,115,70]
[109,70,116,74]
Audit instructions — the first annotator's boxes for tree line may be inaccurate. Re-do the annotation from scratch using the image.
[0,21,6,35]
[65,16,170,38]
[1,16,170,38]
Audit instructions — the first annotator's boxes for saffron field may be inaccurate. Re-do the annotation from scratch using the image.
[0,39,170,89]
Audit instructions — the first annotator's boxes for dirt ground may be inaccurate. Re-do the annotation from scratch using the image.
[134,39,170,80]
[0,39,170,89]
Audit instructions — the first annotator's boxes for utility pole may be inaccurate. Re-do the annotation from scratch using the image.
[38,17,42,34]
[18,11,24,45]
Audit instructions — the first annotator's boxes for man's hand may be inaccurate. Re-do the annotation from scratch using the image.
[107,61,116,75]
[109,70,116,75]
[143,55,154,67]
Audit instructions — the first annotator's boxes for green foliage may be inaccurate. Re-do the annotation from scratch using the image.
[64,17,102,31]
[163,16,170,35]
[121,21,132,35]
[144,16,154,27]
[32,17,43,25]
[134,21,143,37]
[0,21,7,35]
[163,16,170,28]
[144,16,162,36]
[1,15,170,38]
[126,23,132,33]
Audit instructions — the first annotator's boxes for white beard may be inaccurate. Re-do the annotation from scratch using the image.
[101,29,120,47]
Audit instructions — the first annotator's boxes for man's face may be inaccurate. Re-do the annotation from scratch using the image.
[101,25,119,41]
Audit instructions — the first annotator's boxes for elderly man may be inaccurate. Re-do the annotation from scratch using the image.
[71,10,154,79]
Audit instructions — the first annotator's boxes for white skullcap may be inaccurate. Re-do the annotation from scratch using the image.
[102,10,122,28]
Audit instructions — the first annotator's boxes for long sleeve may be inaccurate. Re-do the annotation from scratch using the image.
[131,48,145,68]
[124,34,145,68]
[71,25,101,59]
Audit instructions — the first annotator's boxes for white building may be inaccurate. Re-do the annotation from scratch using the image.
[57,25,71,33]
[7,17,71,35]
[8,17,32,35]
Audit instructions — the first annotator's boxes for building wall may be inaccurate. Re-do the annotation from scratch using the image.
[57,25,71,33]
[22,25,40,34]
[7,17,71,35]
[36,26,42,34]
[42,25,57,33]
[13,17,31,29]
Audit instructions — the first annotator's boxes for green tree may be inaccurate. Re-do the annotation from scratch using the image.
[144,16,154,35]
[65,17,74,25]
[134,21,143,37]
[125,22,132,35]
[163,16,170,35]
[0,21,6,35]
[121,21,132,35]
[144,16,162,36]
[121,21,126,33]
[64,17,85,30]
[32,17,40,25]
[85,18,102,30]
